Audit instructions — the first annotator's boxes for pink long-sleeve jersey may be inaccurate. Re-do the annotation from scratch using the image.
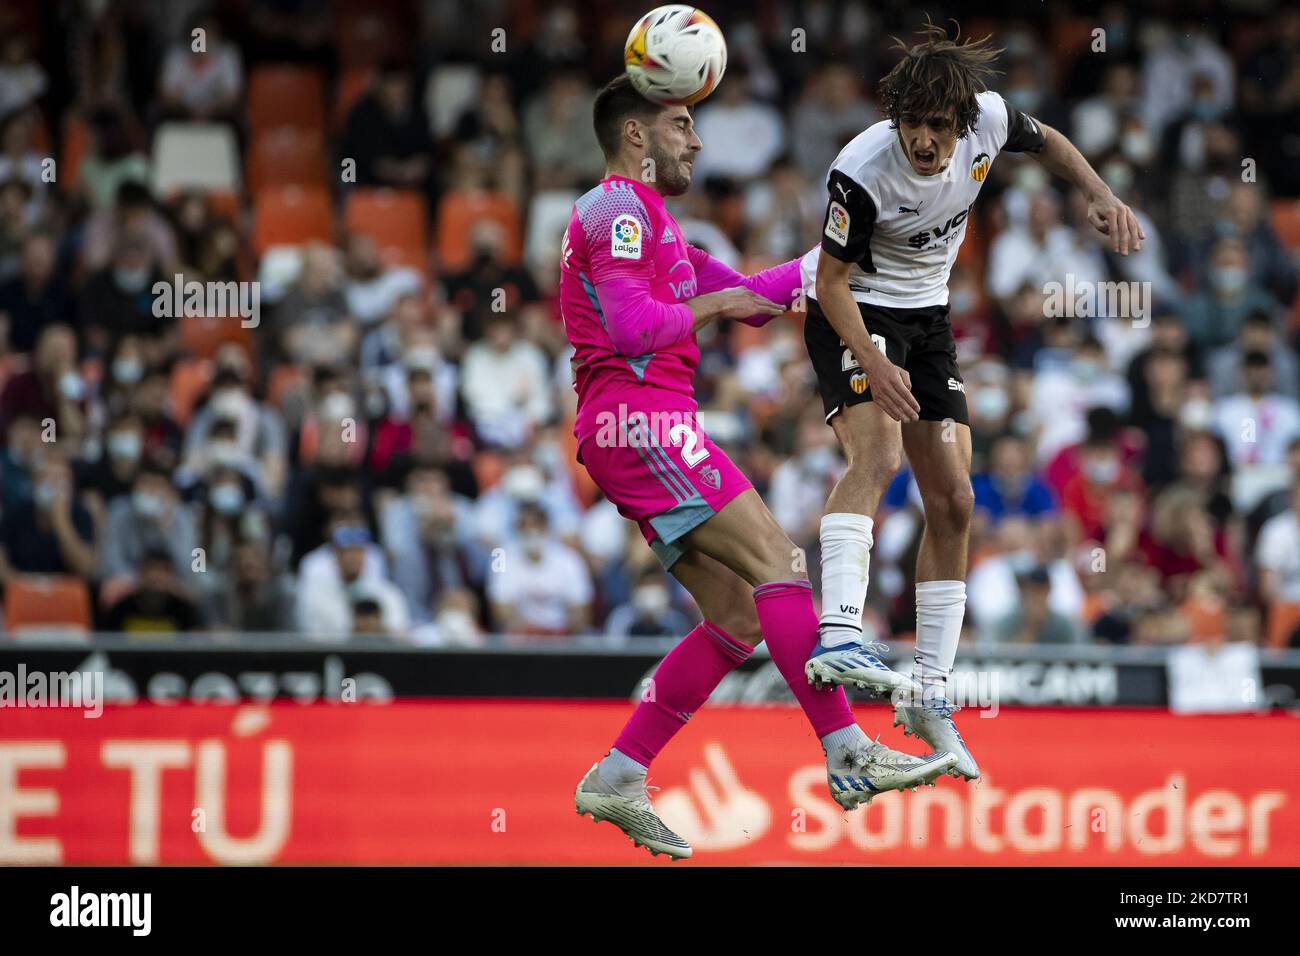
[559,173,802,445]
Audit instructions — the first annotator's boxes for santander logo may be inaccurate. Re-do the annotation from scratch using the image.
[652,742,1288,861]
[655,743,771,850]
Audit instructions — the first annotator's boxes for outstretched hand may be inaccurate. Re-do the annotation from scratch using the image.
[1086,191,1146,255]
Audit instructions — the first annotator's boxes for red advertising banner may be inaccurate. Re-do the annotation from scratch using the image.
[1,701,1297,865]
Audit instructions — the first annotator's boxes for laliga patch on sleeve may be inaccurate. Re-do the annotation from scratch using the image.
[824,201,850,246]
[610,214,644,259]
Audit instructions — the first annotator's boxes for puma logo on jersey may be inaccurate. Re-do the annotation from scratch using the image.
[898,201,924,216]
[835,182,851,200]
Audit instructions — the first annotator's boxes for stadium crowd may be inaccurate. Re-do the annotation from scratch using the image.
[0,0,1298,649]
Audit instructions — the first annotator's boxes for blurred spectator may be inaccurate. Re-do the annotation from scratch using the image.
[1092,561,1165,644]
[1257,481,1300,603]
[0,453,96,579]
[380,466,475,626]
[487,502,592,636]
[0,34,48,117]
[692,65,785,182]
[0,323,85,444]
[988,566,1085,645]
[99,464,198,580]
[971,432,1058,522]
[0,109,47,217]
[1070,62,1140,159]
[606,567,694,640]
[296,515,409,639]
[102,550,201,634]
[522,69,602,189]
[0,231,71,354]
[1211,351,1300,509]
[340,61,433,192]
[77,233,167,350]
[81,179,179,276]
[0,178,32,282]
[1207,311,1299,401]
[790,64,877,185]
[76,107,150,211]
[268,242,356,364]
[179,361,287,498]
[1028,335,1130,465]
[1138,486,1235,600]
[460,313,553,449]
[1179,236,1278,350]
[987,191,1104,305]
[201,538,296,633]
[342,232,422,326]
[156,13,243,123]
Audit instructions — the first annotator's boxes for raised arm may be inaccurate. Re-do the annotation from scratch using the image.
[686,246,803,326]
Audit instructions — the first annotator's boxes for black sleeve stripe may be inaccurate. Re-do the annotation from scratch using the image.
[820,168,877,271]
[1000,95,1046,154]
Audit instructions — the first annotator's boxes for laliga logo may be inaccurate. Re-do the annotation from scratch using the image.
[655,743,770,850]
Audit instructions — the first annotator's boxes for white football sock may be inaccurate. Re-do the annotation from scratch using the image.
[913,580,967,701]
[818,513,874,648]
[820,722,868,757]
[598,747,648,792]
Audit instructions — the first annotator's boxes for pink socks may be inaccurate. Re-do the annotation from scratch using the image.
[754,580,856,738]
[612,620,754,766]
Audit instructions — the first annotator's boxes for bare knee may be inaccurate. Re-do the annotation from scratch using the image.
[924,480,975,536]
[712,606,764,649]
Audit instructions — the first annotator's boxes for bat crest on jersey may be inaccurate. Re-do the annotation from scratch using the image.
[970,152,991,182]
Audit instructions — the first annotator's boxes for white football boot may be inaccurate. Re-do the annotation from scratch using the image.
[825,737,958,810]
[893,698,980,780]
[806,640,921,697]
[574,763,692,860]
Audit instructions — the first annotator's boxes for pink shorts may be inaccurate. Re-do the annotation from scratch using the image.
[578,407,751,569]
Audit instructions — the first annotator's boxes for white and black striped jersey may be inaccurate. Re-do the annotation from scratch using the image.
[800,90,1045,310]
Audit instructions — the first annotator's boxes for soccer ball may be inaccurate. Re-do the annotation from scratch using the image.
[624,5,727,106]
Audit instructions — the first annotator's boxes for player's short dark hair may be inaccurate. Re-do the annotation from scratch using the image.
[592,74,665,161]
[878,17,1002,139]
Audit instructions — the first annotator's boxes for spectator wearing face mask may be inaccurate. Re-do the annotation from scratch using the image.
[102,548,201,635]
[1179,236,1279,351]
[193,464,267,600]
[76,412,147,518]
[0,323,86,444]
[0,453,96,580]
[99,464,198,582]
[1060,435,1144,543]
[1207,311,1300,402]
[605,569,693,640]
[180,364,287,498]
[487,503,592,637]
[76,232,168,351]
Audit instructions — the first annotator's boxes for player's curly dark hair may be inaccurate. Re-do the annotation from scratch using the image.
[877,17,1003,139]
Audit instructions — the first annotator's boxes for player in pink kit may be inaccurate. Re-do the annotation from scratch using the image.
[569,76,954,860]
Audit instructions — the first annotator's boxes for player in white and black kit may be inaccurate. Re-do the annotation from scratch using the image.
[801,22,1145,780]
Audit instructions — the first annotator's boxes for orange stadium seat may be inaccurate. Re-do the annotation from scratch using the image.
[61,111,90,192]
[1271,199,1300,252]
[169,359,214,428]
[345,187,428,270]
[435,190,521,272]
[247,65,326,134]
[1267,601,1300,649]
[247,127,327,194]
[5,575,93,637]
[253,185,335,255]
[333,68,373,133]
[179,312,255,361]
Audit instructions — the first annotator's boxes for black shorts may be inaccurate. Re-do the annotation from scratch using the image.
[803,297,969,425]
